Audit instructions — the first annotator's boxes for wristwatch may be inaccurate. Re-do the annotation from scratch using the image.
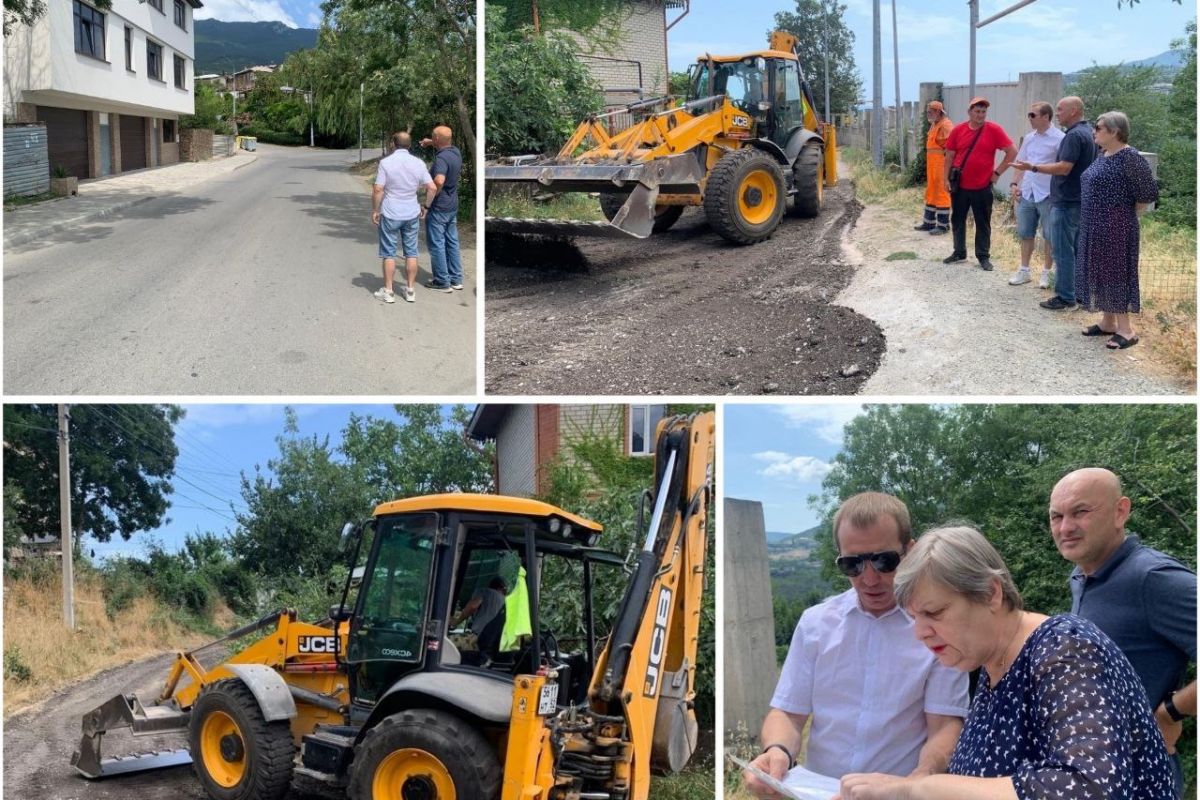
[1031,165,1039,173]
[993,170,1002,177]
[762,743,796,770]
[1164,691,1186,722]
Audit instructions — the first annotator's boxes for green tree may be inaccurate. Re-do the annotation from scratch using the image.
[180,82,233,133]
[1070,64,1169,154]
[231,405,491,585]
[4,0,107,35]
[772,1,863,120]
[1159,20,1197,227]
[2,405,183,547]
[490,0,627,35]
[484,3,603,156]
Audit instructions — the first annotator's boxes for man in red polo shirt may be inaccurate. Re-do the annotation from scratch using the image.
[941,97,1017,271]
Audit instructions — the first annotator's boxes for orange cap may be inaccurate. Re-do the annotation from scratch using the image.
[927,100,944,113]
[968,96,990,109]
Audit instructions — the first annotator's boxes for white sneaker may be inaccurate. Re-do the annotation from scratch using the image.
[403,287,415,303]
[374,287,396,304]
[1008,269,1032,286]
[450,283,464,290]
[1039,269,1053,289]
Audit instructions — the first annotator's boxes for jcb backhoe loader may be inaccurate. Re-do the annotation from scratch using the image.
[486,31,837,245]
[72,412,715,800]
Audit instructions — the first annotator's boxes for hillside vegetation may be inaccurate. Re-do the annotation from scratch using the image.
[194,20,317,74]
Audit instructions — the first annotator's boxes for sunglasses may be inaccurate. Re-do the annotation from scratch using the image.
[1027,112,1040,119]
[835,549,904,577]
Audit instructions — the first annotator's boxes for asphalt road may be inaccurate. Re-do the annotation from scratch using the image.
[4,145,475,395]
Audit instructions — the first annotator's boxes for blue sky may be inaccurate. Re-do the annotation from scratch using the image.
[194,0,323,28]
[88,404,461,562]
[724,403,865,534]
[669,0,1196,106]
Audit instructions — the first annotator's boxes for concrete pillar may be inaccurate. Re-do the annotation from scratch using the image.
[86,111,100,178]
[144,116,153,167]
[723,498,778,742]
[13,102,38,123]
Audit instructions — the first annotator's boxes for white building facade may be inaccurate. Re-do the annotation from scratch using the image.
[4,0,202,177]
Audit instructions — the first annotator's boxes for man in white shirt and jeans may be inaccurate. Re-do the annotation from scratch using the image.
[1007,102,1065,288]
[744,492,969,795]
[372,131,438,304]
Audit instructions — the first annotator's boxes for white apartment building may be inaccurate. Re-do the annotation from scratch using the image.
[3,0,202,178]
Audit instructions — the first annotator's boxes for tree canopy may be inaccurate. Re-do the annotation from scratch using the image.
[772,1,863,120]
[230,405,492,586]
[808,404,1196,617]
[2,405,183,546]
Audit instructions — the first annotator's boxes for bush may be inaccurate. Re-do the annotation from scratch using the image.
[4,647,33,683]
[237,126,306,146]
[101,557,150,617]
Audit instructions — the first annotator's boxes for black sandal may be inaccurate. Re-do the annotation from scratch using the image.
[1082,324,1116,337]
[1106,334,1139,350]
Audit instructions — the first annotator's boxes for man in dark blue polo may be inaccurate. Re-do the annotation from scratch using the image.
[1049,467,1195,796]
[1012,95,1097,310]
[420,125,463,293]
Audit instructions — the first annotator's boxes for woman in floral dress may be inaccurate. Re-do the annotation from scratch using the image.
[1075,111,1159,350]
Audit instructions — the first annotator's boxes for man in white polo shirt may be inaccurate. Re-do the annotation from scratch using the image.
[1007,102,1065,288]
[371,131,438,304]
[744,493,969,795]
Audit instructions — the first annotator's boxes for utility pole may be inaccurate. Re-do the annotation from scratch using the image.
[892,0,904,169]
[358,81,365,165]
[58,404,75,631]
[231,91,238,136]
[822,0,831,123]
[872,0,883,167]
[970,0,1040,101]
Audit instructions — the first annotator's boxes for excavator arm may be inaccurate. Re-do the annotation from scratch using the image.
[506,412,713,800]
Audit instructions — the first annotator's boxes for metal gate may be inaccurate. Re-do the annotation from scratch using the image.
[3,124,50,197]
[36,106,89,178]
[120,114,146,171]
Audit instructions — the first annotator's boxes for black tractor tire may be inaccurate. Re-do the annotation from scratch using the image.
[790,140,824,218]
[188,679,296,800]
[599,193,686,233]
[348,709,501,800]
[703,148,787,245]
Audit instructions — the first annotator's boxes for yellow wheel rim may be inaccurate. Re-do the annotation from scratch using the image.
[737,169,777,225]
[199,710,246,788]
[373,748,455,800]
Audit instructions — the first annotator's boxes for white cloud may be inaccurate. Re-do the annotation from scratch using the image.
[772,404,864,444]
[194,0,298,27]
[305,10,322,27]
[753,451,833,482]
[181,404,288,431]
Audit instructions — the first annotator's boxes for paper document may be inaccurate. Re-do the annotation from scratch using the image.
[727,753,841,800]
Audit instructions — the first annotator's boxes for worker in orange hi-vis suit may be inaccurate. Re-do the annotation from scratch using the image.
[915,100,954,235]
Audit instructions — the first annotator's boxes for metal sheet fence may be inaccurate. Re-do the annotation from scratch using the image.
[4,124,50,198]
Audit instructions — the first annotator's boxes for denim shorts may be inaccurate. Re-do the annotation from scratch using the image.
[378,215,419,259]
[1015,196,1052,241]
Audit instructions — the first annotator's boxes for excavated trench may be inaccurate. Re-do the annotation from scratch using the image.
[485,179,884,395]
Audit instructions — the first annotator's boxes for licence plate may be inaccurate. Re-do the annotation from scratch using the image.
[537,683,559,715]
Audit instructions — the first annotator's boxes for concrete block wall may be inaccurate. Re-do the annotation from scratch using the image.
[723,498,779,741]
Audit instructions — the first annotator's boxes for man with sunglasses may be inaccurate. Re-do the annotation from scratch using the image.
[743,493,968,797]
[1006,102,1063,289]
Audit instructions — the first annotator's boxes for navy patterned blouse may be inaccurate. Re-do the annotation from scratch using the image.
[948,614,1176,799]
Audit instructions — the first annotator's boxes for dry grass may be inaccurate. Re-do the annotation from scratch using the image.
[841,147,1197,382]
[3,568,222,716]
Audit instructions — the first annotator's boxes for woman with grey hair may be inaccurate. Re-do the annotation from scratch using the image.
[835,525,1175,800]
[1075,110,1158,350]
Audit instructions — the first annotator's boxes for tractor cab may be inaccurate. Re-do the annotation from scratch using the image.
[335,494,625,730]
[687,49,812,150]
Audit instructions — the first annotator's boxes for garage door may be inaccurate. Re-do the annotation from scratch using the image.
[36,106,88,179]
[120,114,146,171]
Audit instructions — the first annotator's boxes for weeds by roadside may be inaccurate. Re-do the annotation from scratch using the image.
[4,191,59,211]
[842,147,1197,383]
[487,185,605,221]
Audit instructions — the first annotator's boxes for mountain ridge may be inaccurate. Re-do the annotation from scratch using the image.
[194,19,318,75]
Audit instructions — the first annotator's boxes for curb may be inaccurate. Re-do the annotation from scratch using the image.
[4,196,156,249]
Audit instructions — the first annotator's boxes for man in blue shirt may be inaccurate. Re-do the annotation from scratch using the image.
[420,126,464,293]
[1049,467,1195,796]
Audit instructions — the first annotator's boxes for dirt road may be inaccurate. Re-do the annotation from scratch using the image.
[485,180,884,395]
[3,653,332,800]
